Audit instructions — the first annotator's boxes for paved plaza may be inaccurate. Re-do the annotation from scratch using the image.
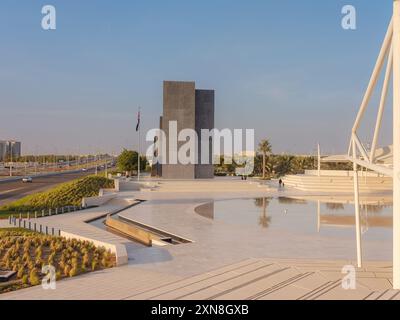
[0,179,398,300]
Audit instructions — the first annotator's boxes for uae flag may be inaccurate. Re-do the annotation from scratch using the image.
[136,109,141,132]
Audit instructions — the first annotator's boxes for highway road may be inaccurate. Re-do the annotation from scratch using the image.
[0,168,101,206]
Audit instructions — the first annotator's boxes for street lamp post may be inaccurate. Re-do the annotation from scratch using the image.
[9,149,12,177]
[95,154,98,175]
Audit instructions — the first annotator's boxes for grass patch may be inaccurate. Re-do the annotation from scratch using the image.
[0,228,115,294]
[0,228,36,235]
[0,176,114,219]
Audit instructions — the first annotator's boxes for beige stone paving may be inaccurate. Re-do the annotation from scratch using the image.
[0,266,182,300]
[2,254,396,300]
[125,258,398,301]
[0,237,398,301]
[0,179,398,300]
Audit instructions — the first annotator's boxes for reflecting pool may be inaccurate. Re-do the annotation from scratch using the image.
[195,196,393,242]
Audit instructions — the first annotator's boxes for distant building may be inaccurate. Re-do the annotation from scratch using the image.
[152,81,215,179]
[0,140,21,161]
[0,142,5,162]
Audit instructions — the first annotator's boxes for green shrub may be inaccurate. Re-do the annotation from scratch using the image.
[17,267,25,279]
[0,228,116,293]
[47,252,56,265]
[0,176,114,213]
[29,268,40,286]
[69,266,78,277]
[82,253,89,268]
[63,265,71,277]
[91,259,98,271]
[21,275,28,285]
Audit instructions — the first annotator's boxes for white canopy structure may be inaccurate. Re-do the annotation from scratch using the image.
[322,146,393,165]
[349,0,400,289]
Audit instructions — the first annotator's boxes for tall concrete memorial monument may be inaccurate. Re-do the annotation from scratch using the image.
[153,81,215,179]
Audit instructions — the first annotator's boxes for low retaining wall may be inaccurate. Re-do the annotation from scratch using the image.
[105,217,152,247]
[114,179,142,191]
[60,230,128,266]
[82,193,116,207]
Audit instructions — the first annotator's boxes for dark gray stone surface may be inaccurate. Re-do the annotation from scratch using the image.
[158,81,215,179]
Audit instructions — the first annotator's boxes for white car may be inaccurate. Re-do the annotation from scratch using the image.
[22,177,33,183]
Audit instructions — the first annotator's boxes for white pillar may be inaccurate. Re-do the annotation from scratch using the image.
[371,46,393,163]
[352,18,393,133]
[393,0,400,289]
[352,139,362,268]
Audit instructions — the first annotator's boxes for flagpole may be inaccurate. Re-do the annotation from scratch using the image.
[137,107,141,182]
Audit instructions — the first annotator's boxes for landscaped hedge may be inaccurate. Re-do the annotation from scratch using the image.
[1,176,114,213]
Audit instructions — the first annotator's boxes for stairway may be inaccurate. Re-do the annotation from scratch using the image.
[141,180,270,193]
[125,258,399,300]
[283,174,392,193]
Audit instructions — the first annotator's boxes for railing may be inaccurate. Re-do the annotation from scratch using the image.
[6,205,89,236]
[9,204,87,220]
[8,215,61,236]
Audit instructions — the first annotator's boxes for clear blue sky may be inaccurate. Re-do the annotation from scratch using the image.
[0,0,393,155]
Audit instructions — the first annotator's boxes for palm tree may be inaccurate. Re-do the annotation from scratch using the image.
[272,155,294,177]
[258,140,272,180]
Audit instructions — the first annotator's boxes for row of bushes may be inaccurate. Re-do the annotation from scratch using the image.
[0,229,115,293]
[0,176,114,213]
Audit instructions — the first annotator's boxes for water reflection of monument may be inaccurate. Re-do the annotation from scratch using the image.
[254,198,272,229]
[195,198,273,229]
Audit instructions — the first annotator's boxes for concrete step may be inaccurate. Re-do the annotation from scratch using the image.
[283,174,392,193]
[128,259,266,300]
[179,265,294,300]
[255,272,330,300]
[133,261,288,300]
[126,259,398,301]
[365,289,400,300]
